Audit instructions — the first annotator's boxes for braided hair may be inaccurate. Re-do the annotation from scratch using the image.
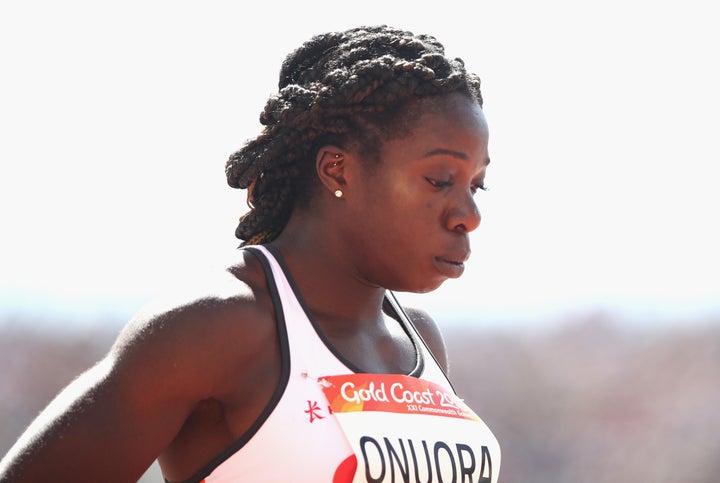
[225,25,483,246]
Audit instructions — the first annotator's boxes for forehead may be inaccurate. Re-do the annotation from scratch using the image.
[381,93,489,164]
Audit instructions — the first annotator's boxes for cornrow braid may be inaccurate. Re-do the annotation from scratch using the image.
[225,25,483,245]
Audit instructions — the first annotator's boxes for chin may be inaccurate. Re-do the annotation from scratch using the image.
[381,264,447,293]
[402,277,446,294]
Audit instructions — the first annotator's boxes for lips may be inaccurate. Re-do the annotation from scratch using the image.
[439,247,470,265]
[433,251,470,278]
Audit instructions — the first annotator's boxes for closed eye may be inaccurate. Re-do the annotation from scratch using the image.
[425,177,453,189]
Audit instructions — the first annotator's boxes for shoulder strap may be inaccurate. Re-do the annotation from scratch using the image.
[385,291,454,390]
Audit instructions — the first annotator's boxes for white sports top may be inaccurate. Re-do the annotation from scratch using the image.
[170,245,500,482]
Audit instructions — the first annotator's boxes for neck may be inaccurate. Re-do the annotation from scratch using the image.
[269,210,386,329]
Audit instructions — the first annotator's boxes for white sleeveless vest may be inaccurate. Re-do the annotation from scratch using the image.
[174,245,500,482]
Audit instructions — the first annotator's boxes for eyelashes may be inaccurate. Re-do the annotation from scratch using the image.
[471,183,488,194]
[425,177,488,194]
[425,177,453,189]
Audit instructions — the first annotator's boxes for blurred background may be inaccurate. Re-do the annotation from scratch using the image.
[1,1,718,482]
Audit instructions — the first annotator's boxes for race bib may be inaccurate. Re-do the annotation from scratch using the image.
[319,373,500,483]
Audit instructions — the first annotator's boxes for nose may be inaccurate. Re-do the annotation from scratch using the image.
[445,191,481,233]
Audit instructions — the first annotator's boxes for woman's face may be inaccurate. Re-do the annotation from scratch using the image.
[342,92,490,293]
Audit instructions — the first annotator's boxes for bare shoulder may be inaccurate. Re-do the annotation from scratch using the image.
[404,305,449,373]
[0,249,276,482]
[112,248,274,393]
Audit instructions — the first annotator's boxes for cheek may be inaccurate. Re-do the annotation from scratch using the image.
[394,196,442,233]
[354,174,441,237]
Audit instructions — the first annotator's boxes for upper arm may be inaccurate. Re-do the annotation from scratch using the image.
[405,306,449,374]
[0,272,263,483]
[0,342,187,483]
[0,327,190,482]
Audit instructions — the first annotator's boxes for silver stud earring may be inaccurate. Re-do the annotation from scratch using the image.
[334,189,343,198]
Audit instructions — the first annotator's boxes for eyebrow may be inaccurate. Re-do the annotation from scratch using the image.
[423,148,468,160]
[423,148,491,166]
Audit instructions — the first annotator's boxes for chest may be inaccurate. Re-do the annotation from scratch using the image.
[318,318,419,374]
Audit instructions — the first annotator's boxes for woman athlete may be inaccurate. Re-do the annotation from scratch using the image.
[0,25,499,482]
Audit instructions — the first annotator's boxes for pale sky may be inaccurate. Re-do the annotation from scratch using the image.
[1,0,718,329]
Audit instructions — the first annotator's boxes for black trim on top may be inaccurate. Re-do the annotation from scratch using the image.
[384,291,456,391]
[169,246,292,483]
[263,243,424,377]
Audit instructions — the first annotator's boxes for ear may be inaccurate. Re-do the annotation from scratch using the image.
[316,145,348,198]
